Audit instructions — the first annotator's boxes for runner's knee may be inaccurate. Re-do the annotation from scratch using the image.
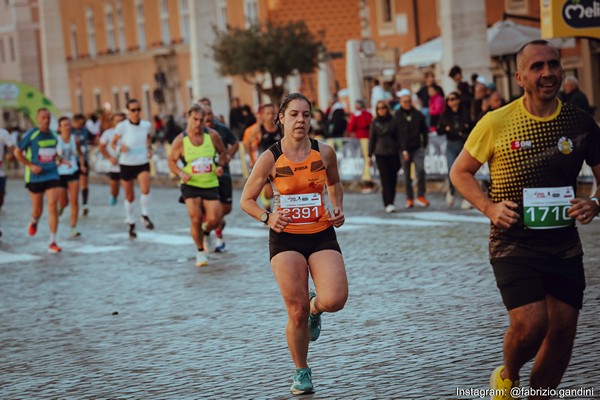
[286,301,310,326]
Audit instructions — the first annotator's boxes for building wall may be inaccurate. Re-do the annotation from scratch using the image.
[60,0,187,118]
[0,0,42,91]
[264,0,362,103]
[53,0,596,120]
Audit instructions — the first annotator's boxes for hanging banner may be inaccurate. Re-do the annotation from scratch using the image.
[0,80,60,128]
[541,0,600,39]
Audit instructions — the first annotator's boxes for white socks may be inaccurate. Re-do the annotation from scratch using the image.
[124,200,135,224]
[140,194,150,216]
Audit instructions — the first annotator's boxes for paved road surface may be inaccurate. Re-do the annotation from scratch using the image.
[0,178,598,399]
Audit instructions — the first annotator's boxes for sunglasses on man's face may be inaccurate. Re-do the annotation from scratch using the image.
[129,108,141,112]
[448,97,459,101]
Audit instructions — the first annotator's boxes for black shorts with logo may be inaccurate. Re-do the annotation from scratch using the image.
[491,254,585,310]
[269,225,342,261]
[120,163,150,181]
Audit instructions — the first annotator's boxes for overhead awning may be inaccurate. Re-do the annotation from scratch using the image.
[400,19,576,67]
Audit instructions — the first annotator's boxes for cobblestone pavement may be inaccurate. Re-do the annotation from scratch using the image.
[0,178,598,399]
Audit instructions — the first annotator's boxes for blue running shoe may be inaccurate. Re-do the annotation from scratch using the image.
[290,367,314,395]
[109,196,117,206]
[308,289,322,342]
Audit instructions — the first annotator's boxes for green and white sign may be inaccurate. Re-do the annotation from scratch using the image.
[523,186,574,229]
[0,80,59,128]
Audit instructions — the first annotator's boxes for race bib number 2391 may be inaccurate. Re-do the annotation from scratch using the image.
[279,193,323,224]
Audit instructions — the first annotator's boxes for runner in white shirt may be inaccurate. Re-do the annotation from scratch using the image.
[0,127,16,237]
[56,116,86,237]
[112,99,155,238]
[99,113,125,206]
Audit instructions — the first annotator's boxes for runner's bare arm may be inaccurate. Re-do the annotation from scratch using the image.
[228,141,240,159]
[244,126,261,166]
[111,133,121,151]
[208,129,229,165]
[98,138,116,164]
[321,142,345,227]
[450,149,519,229]
[167,134,189,183]
[13,146,41,173]
[76,139,87,173]
[240,151,290,231]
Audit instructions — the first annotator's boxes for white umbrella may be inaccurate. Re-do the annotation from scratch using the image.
[399,19,575,67]
[399,37,442,67]
[487,20,574,56]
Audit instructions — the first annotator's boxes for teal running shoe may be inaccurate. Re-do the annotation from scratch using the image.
[308,289,322,342]
[290,367,314,395]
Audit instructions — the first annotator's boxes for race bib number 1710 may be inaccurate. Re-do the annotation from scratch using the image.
[523,186,574,229]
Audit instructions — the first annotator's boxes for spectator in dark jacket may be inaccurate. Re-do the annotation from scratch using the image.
[163,115,182,144]
[369,100,401,213]
[228,97,246,139]
[559,76,593,116]
[437,91,472,207]
[449,65,473,117]
[395,90,430,208]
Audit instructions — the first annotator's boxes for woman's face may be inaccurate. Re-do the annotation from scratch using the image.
[376,102,389,116]
[280,99,311,137]
[447,94,460,109]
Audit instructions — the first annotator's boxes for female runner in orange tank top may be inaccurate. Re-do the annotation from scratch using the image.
[240,93,348,395]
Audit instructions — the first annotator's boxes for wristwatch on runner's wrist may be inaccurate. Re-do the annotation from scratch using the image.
[591,197,600,215]
[260,211,271,225]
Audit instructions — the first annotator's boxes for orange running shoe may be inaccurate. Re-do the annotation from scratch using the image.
[28,221,38,236]
[416,196,430,207]
[48,242,62,254]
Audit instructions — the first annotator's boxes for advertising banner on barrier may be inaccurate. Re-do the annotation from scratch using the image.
[91,135,593,183]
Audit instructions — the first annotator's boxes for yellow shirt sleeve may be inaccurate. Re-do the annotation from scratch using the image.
[464,113,495,164]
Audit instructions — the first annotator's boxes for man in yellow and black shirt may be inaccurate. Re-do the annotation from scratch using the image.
[451,40,600,400]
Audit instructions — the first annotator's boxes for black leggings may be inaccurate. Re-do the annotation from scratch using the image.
[375,155,400,207]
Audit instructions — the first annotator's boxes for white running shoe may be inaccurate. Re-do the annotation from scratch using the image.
[461,199,473,210]
[446,191,455,206]
[214,237,226,253]
[195,251,208,267]
[385,204,396,213]
[203,231,214,253]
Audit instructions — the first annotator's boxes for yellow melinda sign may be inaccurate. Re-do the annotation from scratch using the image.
[541,0,600,39]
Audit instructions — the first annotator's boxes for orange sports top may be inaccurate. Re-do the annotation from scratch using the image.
[269,138,331,234]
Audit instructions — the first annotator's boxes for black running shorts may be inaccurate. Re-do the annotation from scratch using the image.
[269,225,342,261]
[180,183,219,201]
[26,179,61,193]
[491,254,585,310]
[218,175,233,204]
[59,172,80,188]
[119,163,150,181]
[107,172,120,181]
